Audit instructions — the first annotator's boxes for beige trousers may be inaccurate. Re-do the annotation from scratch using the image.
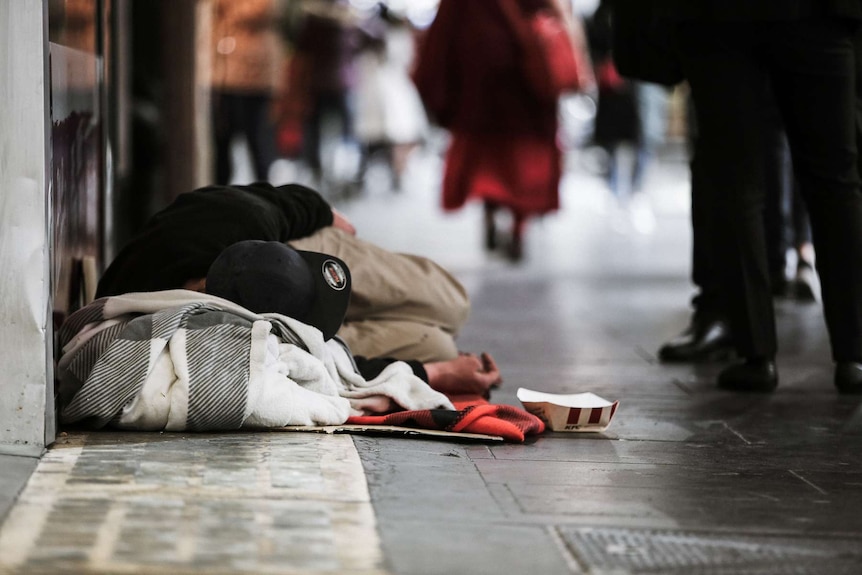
[290,228,470,362]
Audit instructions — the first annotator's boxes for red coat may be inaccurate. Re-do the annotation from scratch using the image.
[416,0,562,214]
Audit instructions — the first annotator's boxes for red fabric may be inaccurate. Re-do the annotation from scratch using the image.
[442,133,561,214]
[415,0,558,136]
[346,395,545,443]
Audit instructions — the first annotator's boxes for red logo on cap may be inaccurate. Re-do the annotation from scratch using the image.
[322,260,347,290]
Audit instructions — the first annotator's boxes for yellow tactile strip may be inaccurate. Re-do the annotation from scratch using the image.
[0,431,388,575]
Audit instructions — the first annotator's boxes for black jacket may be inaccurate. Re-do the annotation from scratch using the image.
[96,182,334,297]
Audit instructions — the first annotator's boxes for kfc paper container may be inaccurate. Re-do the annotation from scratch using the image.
[517,388,619,432]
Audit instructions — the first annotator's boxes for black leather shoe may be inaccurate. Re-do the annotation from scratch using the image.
[658,317,734,363]
[717,358,778,392]
[834,362,862,394]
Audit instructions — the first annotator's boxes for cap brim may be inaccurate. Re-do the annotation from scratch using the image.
[295,250,352,341]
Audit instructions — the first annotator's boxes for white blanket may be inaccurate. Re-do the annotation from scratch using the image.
[56,290,453,432]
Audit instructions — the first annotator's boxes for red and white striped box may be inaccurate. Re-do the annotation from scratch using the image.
[517,388,619,432]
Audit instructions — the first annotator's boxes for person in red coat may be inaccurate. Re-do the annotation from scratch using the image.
[415,0,570,262]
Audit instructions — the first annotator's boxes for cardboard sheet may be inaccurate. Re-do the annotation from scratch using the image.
[280,425,505,442]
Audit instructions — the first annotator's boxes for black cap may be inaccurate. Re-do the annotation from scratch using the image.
[205,240,351,340]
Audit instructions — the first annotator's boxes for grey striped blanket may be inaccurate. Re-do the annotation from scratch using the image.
[56,291,452,431]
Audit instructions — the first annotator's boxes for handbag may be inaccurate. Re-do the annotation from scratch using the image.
[610,0,684,86]
[500,0,588,102]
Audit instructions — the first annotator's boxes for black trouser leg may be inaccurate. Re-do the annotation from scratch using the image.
[678,23,776,358]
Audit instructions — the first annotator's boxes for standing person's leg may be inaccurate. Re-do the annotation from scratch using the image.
[594,87,636,205]
[211,91,238,185]
[509,209,526,262]
[332,89,360,191]
[303,94,324,183]
[676,22,779,391]
[334,89,356,142]
[766,17,862,392]
[483,200,500,251]
[790,181,818,301]
[628,83,664,234]
[606,143,622,199]
[631,82,669,193]
[759,90,793,296]
[243,93,278,182]
[658,92,733,363]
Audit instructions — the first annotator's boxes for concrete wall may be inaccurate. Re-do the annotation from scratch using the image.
[0,1,54,456]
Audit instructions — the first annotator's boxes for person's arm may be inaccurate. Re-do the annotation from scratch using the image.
[245,182,335,240]
[354,355,428,381]
[354,352,503,397]
[264,183,357,238]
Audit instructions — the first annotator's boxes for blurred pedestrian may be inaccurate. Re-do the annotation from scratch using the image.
[662,0,862,393]
[588,0,669,234]
[414,0,589,262]
[210,0,283,184]
[354,3,429,192]
[289,0,364,188]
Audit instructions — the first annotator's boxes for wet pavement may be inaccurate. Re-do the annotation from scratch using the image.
[2,147,862,574]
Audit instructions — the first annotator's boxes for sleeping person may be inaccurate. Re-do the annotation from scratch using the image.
[95,182,501,396]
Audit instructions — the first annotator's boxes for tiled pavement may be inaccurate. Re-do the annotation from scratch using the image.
[0,432,385,575]
[3,147,862,574]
